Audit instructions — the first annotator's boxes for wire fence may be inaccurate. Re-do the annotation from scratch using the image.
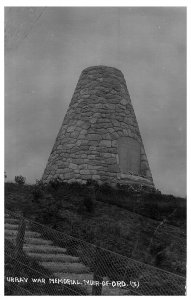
[56,204,186,271]
[5,209,186,296]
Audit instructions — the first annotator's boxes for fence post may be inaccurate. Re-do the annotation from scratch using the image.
[92,244,103,295]
[14,213,26,259]
[12,214,26,294]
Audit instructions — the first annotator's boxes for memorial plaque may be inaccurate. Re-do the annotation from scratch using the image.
[118,137,141,174]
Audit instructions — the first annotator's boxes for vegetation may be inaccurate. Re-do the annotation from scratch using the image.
[4,177,186,276]
[14,175,26,185]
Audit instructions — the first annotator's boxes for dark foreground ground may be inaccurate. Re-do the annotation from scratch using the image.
[5,180,186,277]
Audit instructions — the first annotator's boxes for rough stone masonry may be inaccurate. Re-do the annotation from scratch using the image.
[42,66,154,187]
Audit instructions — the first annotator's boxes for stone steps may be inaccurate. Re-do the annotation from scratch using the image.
[6,236,53,245]
[39,262,89,273]
[26,252,80,263]
[5,212,92,294]
[5,223,19,230]
[23,244,67,254]
[5,229,41,238]
[5,213,11,218]
[5,211,127,295]
[4,218,20,224]
[4,223,31,231]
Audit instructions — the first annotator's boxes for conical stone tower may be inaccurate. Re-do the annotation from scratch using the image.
[42,66,154,187]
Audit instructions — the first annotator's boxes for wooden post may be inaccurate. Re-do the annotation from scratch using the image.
[12,215,26,294]
[14,215,26,258]
[92,245,103,295]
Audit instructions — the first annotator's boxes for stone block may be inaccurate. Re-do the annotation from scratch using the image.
[72,159,84,164]
[80,88,89,95]
[107,165,120,173]
[67,126,75,133]
[64,173,74,180]
[102,133,111,140]
[79,169,90,175]
[111,132,119,139]
[111,140,117,147]
[92,175,101,180]
[102,153,112,158]
[88,155,96,159]
[80,174,91,180]
[104,158,116,165]
[79,164,88,170]
[65,143,75,149]
[87,165,102,170]
[100,140,112,147]
[120,98,128,106]
[90,118,97,124]
[87,134,101,140]
[69,163,78,170]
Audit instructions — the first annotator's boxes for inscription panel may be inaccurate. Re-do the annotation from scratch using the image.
[118,137,141,174]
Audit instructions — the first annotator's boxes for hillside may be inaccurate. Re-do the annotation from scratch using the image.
[5,180,186,276]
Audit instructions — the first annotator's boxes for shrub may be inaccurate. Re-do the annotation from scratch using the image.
[83,194,94,213]
[86,179,99,188]
[32,185,44,200]
[35,179,46,190]
[15,175,26,185]
[77,194,94,215]
[32,192,63,226]
[70,182,86,195]
[32,179,46,200]
[100,182,113,194]
[48,176,63,190]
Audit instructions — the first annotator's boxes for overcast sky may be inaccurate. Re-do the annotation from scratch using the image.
[5,7,186,196]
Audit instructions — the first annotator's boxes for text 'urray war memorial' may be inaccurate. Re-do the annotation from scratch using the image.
[42,66,154,187]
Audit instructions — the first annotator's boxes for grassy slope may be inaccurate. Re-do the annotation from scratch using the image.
[5,182,186,276]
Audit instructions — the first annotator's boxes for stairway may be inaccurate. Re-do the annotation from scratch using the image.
[5,212,129,295]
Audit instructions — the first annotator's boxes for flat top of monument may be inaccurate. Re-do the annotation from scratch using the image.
[82,65,124,76]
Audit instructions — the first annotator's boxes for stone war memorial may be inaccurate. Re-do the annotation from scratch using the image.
[42,66,154,188]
